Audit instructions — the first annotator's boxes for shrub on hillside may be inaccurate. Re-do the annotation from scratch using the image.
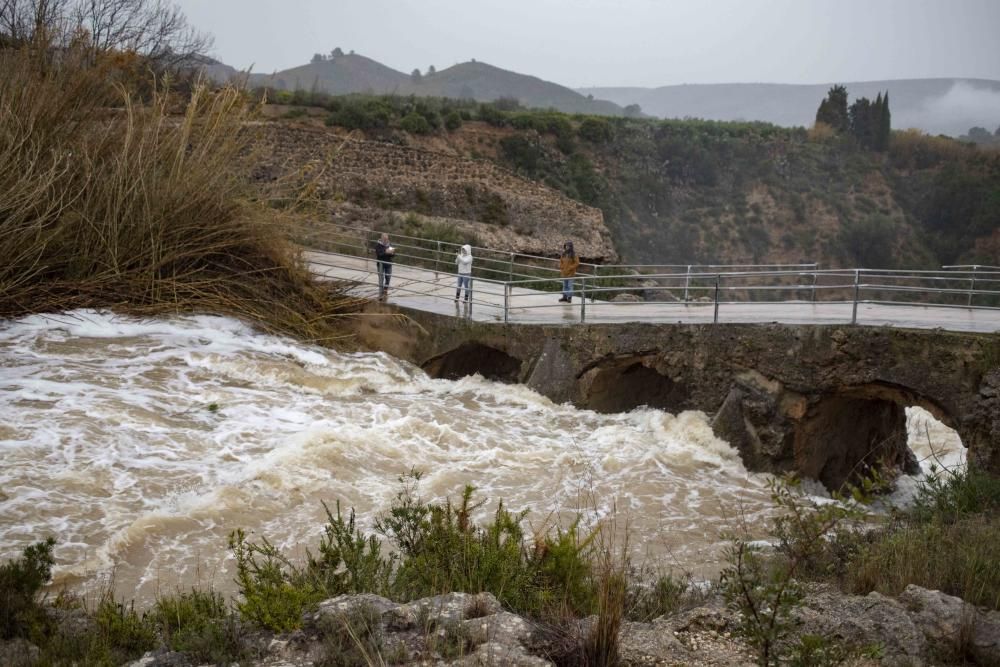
[838,214,897,268]
[477,103,508,127]
[401,111,433,135]
[444,110,463,131]
[500,135,543,176]
[578,117,613,143]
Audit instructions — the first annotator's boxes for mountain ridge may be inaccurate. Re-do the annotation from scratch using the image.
[208,53,627,116]
[201,52,1000,136]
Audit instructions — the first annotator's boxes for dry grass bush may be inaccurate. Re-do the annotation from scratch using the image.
[0,47,359,339]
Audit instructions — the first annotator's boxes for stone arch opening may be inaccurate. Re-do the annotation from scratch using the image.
[581,357,687,414]
[795,383,957,491]
[421,343,522,383]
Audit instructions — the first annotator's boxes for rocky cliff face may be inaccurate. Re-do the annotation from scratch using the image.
[247,123,618,261]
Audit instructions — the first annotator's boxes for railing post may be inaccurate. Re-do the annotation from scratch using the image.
[851,269,861,325]
[581,277,586,322]
[713,274,720,323]
[968,266,977,307]
[684,264,692,302]
[435,240,441,277]
[504,282,510,323]
[811,268,818,302]
[508,252,514,283]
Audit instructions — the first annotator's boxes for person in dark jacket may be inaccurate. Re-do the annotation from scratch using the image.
[375,233,395,298]
[558,241,580,303]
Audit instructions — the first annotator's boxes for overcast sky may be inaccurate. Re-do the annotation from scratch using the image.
[175,0,1000,88]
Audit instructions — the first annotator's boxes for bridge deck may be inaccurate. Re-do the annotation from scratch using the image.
[306,251,1000,333]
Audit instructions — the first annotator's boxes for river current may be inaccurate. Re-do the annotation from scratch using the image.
[0,310,964,603]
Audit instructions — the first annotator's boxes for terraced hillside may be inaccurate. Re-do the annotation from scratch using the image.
[248,123,618,260]
[252,100,1000,269]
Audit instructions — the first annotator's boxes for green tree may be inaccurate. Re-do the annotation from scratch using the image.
[410,68,422,84]
[849,96,877,150]
[815,85,849,133]
[878,91,891,151]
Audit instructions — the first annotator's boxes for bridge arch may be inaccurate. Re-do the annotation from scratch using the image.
[578,354,689,414]
[421,342,523,383]
[714,375,962,491]
[793,382,956,491]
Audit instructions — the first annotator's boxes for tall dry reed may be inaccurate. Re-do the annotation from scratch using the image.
[0,47,358,339]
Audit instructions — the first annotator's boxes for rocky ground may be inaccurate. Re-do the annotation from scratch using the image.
[4,584,998,665]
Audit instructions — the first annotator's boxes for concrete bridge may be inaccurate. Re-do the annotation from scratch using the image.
[307,247,1000,486]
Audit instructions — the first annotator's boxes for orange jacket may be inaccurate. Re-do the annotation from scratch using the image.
[559,254,580,277]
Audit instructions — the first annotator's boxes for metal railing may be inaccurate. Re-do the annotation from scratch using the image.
[296,222,819,295]
[301,224,1000,327]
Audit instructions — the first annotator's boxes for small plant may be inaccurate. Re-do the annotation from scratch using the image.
[786,634,852,667]
[229,528,324,632]
[316,606,385,667]
[92,594,157,659]
[721,474,880,666]
[150,588,250,664]
[626,572,701,622]
[307,501,395,597]
[0,537,55,640]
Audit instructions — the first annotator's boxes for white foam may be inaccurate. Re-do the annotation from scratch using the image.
[0,309,776,603]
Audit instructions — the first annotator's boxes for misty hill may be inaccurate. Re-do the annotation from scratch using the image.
[210,54,625,116]
[257,53,409,95]
[412,61,623,115]
[578,79,1000,136]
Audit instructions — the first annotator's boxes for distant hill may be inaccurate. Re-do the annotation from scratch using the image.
[577,79,1000,136]
[256,53,409,95]
[206,53,625,116]
[411,61,624,115]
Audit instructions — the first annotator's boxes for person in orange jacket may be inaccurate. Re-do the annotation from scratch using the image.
[558,240,580,303]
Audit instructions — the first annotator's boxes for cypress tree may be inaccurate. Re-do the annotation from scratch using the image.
[850,97,876,149]
[878,91,892,151]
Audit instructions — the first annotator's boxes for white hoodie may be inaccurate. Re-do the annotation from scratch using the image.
[456,244,473,275]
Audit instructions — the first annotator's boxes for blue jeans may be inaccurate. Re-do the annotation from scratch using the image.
[377,261,392,293]
[562,278,574,299]
[456,274,472,300]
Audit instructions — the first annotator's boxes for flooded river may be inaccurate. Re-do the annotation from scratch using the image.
[0,310,963,603]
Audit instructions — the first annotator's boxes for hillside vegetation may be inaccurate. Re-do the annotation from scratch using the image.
[0,26,357,337]
[270,93,1000,269]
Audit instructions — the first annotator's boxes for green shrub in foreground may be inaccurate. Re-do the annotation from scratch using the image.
[150,588,251,663]
[229,472,603,631]
[847,515,1000,610]
[0,537,54,640]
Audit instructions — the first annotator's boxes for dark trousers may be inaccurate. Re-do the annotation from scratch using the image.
[377,261,393,293]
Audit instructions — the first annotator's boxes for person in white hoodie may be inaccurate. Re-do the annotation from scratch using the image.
[455,244,473,301]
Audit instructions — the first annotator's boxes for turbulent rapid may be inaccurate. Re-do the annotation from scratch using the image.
[0,311,963,604]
